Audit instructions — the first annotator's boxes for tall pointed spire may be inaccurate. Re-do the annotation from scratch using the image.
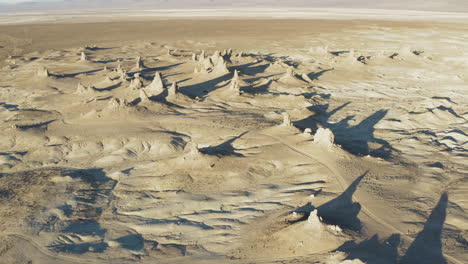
[139,89,151,103]
[145,72,165,96]
[80,51,88,61]
[229,70,241,95]
[199,50,206,62]
[168,82,179,98]
[282,112,293,127]
[136,56,143,68]
[211,59,230,75]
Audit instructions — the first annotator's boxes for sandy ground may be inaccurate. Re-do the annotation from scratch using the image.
[0,15,467,264]
[1,8,468,25]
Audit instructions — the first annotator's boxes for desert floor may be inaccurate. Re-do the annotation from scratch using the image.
[0,16,467,264]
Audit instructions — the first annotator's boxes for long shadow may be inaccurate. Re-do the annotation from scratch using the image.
[95,82,121,92]
[307,68,334,80]
[62,219,107,237]
[336,234,401,264]
[199,131,249,157]
[288,202,317,224]
[49,240,108,254]
[135,62,184,75]
[317,171,368,231]
[332,109,393,159]
[331,50,350,56]
[149,89,187,109]
[143,217,213,230]
[0,102,19,111]
[302,92,331,100]
[294,102,351,135]
[232,61,270,76]
[65,168,112,186]
[244,73,282,83]
[294,103,394,159]
[180,73,232,98]
[241,79,272,95]
[116,234,144,251]
[58,69,102,78]
[94,58,119,64]
[15,119,57,130]
[84,46,114,51]
[400,193,448,264]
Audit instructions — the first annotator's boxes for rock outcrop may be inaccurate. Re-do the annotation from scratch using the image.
[37,66,49,78]
[313,127,335,147]
[145,72,165,96]
[80,52,88,61]
[136,56,144,69]
[282,112,293,127]
[129,74,143,90]
[278,66,308,86]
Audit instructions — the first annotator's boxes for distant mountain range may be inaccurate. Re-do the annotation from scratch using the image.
[1,0,467,13]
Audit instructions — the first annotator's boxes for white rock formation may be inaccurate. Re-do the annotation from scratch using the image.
[398,46,416,57]
[119,70,129,81]
[202,58,215,72]
[167,82,179,99]
[145,72,165,96]
[80,52,88,61]
[306,210,323,235]
[301,73,313,83]
[282,112,293,127]
[229,70,242,95]
[76,83,87,94]
[286,66,296,78]
[211,51,222,65]
[196,55,230,74]
[115,63,124,74]
[139,89,151,103]
[184,142,200,155]
[76,83,96,94]
[313,128,335,147]
[309,45,329,54]
[279,66,308,86]
[199,50,206,62]
[129,75,143,90]
[108,98,129,110]
[343,50,358,64]
[233,69,240,80]
[211,60,230,75]
[136,56,144,68]
[37,66,49,77]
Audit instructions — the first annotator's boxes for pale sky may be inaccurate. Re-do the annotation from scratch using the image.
[0,0,60,3]
[1,0,467,13]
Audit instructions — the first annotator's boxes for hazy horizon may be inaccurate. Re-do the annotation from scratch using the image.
[1,0,468,13]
